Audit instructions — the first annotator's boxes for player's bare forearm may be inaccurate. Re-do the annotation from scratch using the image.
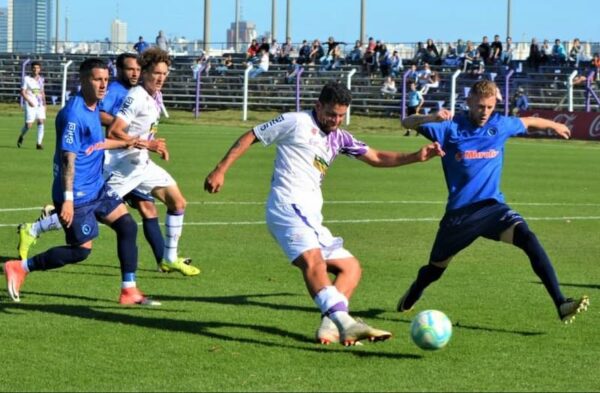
[360,142,444,167]
[402,108,452,130]
[205,130,258,193]
[104,137,137,150]
[100,112,115,128]
[61,152,76,193]
[521,117,571,139]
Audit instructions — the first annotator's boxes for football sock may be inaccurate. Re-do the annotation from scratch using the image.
[164,210,184,263]
[121,273,137,289]
[513,223,565,306]
[20,125,29,136]
[404,264,446,309]
[142,217,164,264]
[314,286,353,330]
[28,246,91,271]
[110,214,138,281]
[31,213,62,236]
[36,124,44,145]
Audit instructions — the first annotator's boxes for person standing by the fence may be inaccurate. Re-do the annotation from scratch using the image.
[17,61,46,150]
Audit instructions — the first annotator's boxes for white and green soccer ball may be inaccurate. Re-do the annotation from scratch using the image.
[410,309,452,350]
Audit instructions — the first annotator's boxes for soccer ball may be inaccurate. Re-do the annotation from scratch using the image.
[410,310,452,350]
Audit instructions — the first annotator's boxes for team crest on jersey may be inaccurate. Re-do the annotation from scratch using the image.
[81,224,92,236]
[313,155,329,175]
[487,127,498,136]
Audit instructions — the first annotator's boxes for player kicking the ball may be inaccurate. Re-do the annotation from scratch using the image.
[397,80,589,324]
[205,82,444,345]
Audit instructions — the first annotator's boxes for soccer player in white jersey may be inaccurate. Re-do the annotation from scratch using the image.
[18,61,46,149]
[204,82,445,345]
[105,47,198,276]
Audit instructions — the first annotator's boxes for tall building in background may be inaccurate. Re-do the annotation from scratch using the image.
[0,7,8,52]
[8,0,54,53]
[226,20,257,51]
[110,18,127,52]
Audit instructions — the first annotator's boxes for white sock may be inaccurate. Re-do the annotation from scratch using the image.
[121,281,136,289]
[314,286,354,330]
[36,124,44,145]
[163,211,184,262]
[31,213,62,237]
[21,259,30,272]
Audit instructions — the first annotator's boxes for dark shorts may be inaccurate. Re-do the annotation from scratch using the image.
[429,199,525,263]
[55,184,124,245]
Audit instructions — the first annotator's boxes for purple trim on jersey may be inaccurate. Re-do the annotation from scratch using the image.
[292,204,327,247]
[328,129,368,157]
[324,301,349,316]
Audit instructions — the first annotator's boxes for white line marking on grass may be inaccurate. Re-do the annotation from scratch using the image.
[186,200,600,207]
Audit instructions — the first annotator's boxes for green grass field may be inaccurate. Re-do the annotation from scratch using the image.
[1,103,599,392]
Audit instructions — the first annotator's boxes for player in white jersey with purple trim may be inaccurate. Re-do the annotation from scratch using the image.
[205,82,444,345]
[105,48,199,276]
[18,61,46,150]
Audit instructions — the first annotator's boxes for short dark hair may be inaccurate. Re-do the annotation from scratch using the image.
[79,57,108,78]
[30,61,41,69]
[318,81,352,106]
[116,53,139,69]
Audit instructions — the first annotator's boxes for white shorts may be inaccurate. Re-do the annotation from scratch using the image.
[266,201,353,262]
[104,159,176,198]
[24,104,46,123]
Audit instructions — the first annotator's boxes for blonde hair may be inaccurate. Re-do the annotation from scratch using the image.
[469,80,498,99]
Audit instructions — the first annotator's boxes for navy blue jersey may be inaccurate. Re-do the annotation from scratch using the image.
[419,112,526,211]
[52,93,105,205]
[99,80,128,116]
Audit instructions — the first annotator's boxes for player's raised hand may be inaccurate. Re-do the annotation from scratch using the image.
[418,141,445,161]
[204,170,225,193]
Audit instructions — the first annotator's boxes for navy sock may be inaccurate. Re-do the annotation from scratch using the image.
[142,217,164,264]
[513,223,565,306]
[404,264,446,308]
[29,246,91,271]
[110,214,138,281]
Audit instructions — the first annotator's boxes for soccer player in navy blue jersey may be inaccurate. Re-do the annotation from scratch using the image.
[4,58,158,306]
[398,80,588,323]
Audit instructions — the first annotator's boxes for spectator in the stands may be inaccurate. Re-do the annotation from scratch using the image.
[247,39,260,62]
[592,53,600,81]
[248,49,269,78]
[156,30,168,51]
[463,40,484,74]
[412,41,428,66]
[378,43,392,77]
[416,63,432,87]
[419,71,440,95]
[511,87,529,115]
[133,36,149,54]
[259,36,270,54]
[425,38,441,65]
[456,39,467,58]
[321,36,345,70]
[215,54,233,75]
[279,37,295,64]
[490,34,503,64]
[404,81,424,136]
[569,38,589,68]
[390,50,403,77]
[269,39,281,62]
[347,40,363,64]
[285,58,302,84]
[297,40,311,64]
[405,64,419,83]
[540,39,552,66]
[528,38,542,70]
[551,39,567,64]
[380,76,397,97]
[502,37,514,65]
[363,37,377,74]
[309,39,324,65]
[192,54,210,79]
[478,36,491,65]
[443,42,460,67]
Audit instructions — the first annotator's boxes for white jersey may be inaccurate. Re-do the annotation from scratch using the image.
[105,85,160,169]
[22,75,44,107]
[253,111,369,209]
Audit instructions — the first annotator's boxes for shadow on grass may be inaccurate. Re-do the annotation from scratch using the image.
[0,301,420,360]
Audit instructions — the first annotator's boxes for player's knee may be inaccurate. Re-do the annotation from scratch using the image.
[138,201,158,219]
[110,214,137,239]
[70,246,92,263]
[512,222,538,250]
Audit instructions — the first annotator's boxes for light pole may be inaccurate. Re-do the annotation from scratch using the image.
[506,0,512,39]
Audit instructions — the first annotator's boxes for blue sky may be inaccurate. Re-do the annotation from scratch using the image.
[3,0,600,45]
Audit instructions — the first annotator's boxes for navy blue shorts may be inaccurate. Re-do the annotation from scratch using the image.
[55,184,124,246]
[429,199,525,263]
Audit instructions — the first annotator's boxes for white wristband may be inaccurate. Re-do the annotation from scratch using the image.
[64,191,74,201]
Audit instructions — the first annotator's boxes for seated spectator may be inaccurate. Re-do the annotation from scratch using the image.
[592,53,600,81]
[490,34,503,65]
[269,39,281,62]
[412,41,427,65]
[247,39,260,62]
[362,37,377,74]
[405,81,424,136]
[511,87,529,115]
[258,36,270,54]
[502,36,514,65]
[390,50,403,77]
[346,40,363,64]
[191,54,210,80]
[540,39,552,66]
[320,36,345,70]
[569,38,589,68]
[378,43,392,77]
[309,39,324,65]
[380,76,397,96]
[443,42,461,67]
[463,40,484,74]
[297,39,311,64]
[248,49,269,78]
[425,38,441,65]
[551,39,567,64]
[419,71,440,95]
[456,39,467,58]
[215,54,233,75]
[405,64,419,83]
[416,62,432,86]
[279,37,295,64]
[285,58,302,84]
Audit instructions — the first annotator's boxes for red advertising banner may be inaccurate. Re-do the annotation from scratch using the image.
[519,110,600,141]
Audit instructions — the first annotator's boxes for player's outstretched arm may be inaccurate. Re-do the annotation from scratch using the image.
[204,130,258,194]
[401,108,453,131]
[358,142,444,167]
[520,117,571,139]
